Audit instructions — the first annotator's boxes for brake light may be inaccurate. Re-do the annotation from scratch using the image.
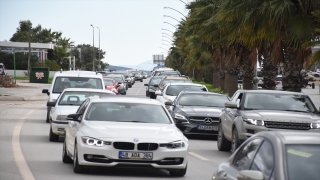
[276,82,280,85]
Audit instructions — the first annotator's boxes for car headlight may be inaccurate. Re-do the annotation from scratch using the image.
[56,115,68,120]
[243,118,264,126]
[81,136,111,147]
[174,113,187,120]
[310,122,320,129]
[160,141,186,149]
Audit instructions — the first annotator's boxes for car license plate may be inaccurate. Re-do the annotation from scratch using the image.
[197,125,218,131]
[119,151,153,160]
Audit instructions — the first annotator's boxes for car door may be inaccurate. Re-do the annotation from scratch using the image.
[157,85,169,104]
[216,138,263,180]
[223,92,242,140]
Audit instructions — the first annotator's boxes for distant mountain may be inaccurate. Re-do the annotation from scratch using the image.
[120,60,158,72]
[105,65,132,71]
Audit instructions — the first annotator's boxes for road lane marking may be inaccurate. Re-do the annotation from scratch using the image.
[12,105,42,180]
[135,81,144,95]
[188,152,210,161]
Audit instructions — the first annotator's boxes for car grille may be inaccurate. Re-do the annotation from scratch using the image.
[137,143,158,151]
[264,121,310,130]
[189,116,219,125]
[113,142,135,150]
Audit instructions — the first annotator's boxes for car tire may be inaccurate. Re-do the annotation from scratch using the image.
[150,94,156,99]
[169,165,187,177]
[46,106,51,123]
[217,123,231,151]
[49,126,59,142]
[73,143,85,173]
[140,79,143,82]
[231,128,240,153]
[62,140,72,163]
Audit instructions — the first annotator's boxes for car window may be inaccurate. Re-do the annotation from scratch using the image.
[161,79,191,86]
[104,80,114,86]
[250,140,274,179]
[166,85,207,96]
[286,144,320,180]
[86,102,172,124]
[58,91,108,106]
[53,77,103,93]
[150,78,162,86]
[178,94,229,107]
[232,138,263,171]
[244,93,316,112]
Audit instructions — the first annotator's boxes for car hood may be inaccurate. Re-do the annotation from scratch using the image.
[81,121,186,142]
[55,106,79,115]
[242,110,320,123]
[178,106,222,116]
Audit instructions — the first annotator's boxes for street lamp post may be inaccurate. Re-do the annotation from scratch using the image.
[96,26,101,71]
[90,24,95,71]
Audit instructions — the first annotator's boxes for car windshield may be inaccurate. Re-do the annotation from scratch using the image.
[244,93,316,112]
[112,77,122,83]
[166,85,207,96]
[104,80,114,86]
[178,94,229,107]
[150,77,163,86]
[53,77,103,93]
[161,79,191,86]
[86,102,171,124]
[58,91,108,106]
[106,74,123,77]
[286,145,320,180]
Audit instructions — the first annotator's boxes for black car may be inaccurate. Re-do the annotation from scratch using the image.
[144,76,164,99]
[166,91,230,136]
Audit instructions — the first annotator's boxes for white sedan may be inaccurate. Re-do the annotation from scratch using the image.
[47,88,114,142]
[62,96,188,176]
[156,83,208,105]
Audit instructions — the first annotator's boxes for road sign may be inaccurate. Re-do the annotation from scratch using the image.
[153,54,165,65]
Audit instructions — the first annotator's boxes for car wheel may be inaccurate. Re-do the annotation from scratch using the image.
[129,84,132,88]
[140,79,143,82]
[169,165,187,177]
[217,123,231,151]
[231,128,240,153]
[46,106,51,123]
[49,126,59,142]
[62,140,72,163]
[73,143,85,173]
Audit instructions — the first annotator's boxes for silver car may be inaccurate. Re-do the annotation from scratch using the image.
[213,131,320,180]
[218,90,320,152]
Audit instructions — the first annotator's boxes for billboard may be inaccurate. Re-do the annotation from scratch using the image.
[153,54,165,65]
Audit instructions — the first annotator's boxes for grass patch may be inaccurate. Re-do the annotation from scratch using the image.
[192,79,225,94]
[15,76,53,84]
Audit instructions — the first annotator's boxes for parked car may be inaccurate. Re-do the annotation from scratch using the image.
[218,90,320,152]
[0,63,6,75]
[144,76,164,99]
[213,131,320,180]
[155,83,208,105]
[42,71,105,123]
[166,91,230,136]
[275,74,282,90]
[63,96,188,176]
[47,88,114,141]
[103,77,120,95]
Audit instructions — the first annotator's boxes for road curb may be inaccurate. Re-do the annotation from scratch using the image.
[0,96,25,101]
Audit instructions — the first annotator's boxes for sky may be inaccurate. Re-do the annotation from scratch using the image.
[0,0,191,67]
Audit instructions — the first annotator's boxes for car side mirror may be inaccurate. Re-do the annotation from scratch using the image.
[46,102,56,107]
[155,90,162,95]
[225,102,238,108]
[236,170,263,180]
[165,101,173,106]
[201,87,207,91]
[118,82,122,84]
[153,84,159,87]
[67,114,80,122]
[144,84,148,86]
[42,89,49,95]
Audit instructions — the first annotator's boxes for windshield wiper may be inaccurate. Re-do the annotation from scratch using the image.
[120,120,148,123]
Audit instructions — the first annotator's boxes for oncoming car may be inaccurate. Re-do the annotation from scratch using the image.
[62,96,189,176]
[47,88,114,142]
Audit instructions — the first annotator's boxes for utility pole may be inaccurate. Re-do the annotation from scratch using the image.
[28,28,31,76]
[90,24,95,71]
[97,26,101,71]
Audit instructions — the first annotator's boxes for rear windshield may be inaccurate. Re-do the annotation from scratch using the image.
[104,80,114,86]
[166,85,207,96]
[58,91,109,106]
[150,77,163,86]
[53,77,103,93]
[161,79,191,86]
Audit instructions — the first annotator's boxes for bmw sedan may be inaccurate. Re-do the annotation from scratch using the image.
[212,131,320,180]
[63,96,188,176]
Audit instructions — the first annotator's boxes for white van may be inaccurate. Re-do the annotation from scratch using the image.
[42,70,105,123]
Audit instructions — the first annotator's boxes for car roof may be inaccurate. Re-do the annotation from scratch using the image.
[255,131,320,145]
[237,89,304,95]
[62,88,114,93]
[179,91,225,96]
[167,83,204,86]
[89,96,163,105]
[54,70,102,78]
[163,77,189,80]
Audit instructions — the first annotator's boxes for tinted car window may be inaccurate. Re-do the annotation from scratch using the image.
[244,93,316,112]
[166,85,206,96]
[150,77,163,86]
[53,77,103,93]
[286,145,320,180]
[86,103,171,124]
[178,94,229,107]
[233,138,263,171]
[250,140,274,179]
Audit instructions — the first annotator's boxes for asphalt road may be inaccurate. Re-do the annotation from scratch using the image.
[0,78,231,180]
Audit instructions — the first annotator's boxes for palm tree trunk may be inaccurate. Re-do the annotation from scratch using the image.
[282,46,304,92]
[224,51,239,97]
[261,48,278,90]
[212,65,220,88]
[241,47,254,90]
